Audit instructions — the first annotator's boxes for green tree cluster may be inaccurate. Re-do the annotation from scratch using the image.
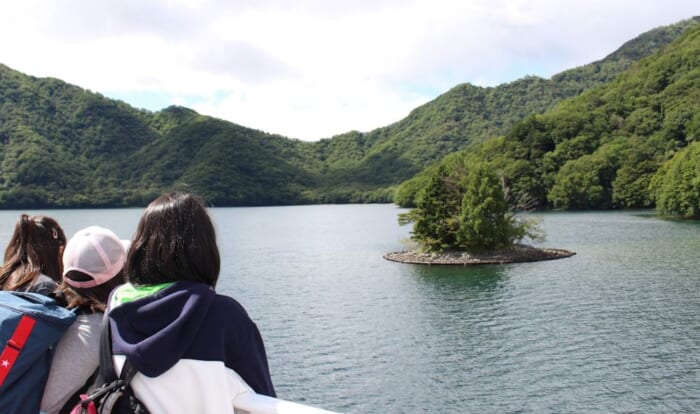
[651,141,700,218]
[399,158,541,252]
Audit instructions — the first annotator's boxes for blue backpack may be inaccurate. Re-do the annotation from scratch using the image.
[0,291,76,414]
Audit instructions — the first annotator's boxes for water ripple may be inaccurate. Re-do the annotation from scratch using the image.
[169,208,700,412]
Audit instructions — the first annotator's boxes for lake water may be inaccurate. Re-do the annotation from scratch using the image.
[1,205,698,413]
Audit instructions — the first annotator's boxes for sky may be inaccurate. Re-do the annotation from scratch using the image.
[0,1,697,141]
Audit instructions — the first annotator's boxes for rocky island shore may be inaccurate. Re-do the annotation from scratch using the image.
[384,244,575,265]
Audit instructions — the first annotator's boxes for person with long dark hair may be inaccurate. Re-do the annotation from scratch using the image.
[0,214,66,296]
[40,226,128,414]
[106,191,275,413]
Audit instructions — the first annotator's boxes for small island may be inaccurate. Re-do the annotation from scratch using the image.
[391,162,576,266]
[384,244,575,265]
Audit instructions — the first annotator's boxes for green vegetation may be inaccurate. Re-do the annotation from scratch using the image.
[0,17,698,212]
[398,159,542,252]
[397,20,700,221]
[651,141,700,218]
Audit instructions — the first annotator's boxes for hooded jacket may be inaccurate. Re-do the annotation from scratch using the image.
[108,281,275,413]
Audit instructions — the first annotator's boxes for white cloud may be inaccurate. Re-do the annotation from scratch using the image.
[0,0,697,140]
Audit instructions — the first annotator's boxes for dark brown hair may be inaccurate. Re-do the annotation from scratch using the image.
[0,214,66,291]
[125,192,220,287]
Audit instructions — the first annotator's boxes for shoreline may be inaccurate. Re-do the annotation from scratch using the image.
[384,244,575,265]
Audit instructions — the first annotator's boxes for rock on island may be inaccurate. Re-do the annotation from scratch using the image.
[384,244,575,265]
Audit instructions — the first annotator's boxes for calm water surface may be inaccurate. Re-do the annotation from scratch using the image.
[1,206,698,413]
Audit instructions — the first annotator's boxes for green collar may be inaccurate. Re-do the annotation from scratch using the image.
[111,282,174,307]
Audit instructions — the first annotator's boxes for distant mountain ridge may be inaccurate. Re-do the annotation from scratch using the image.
[397,20,700,216]
[0,16,698,207]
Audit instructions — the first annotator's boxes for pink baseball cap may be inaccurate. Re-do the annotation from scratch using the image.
[62,226,129,289]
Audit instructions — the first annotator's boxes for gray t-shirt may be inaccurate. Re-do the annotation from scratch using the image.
[40,312,102,414]
[18,273,58,297]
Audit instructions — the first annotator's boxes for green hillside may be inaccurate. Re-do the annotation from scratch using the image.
[0,67,158,207]
[0,17,697,208]
[316,17,700,201]
[398,22,700,218]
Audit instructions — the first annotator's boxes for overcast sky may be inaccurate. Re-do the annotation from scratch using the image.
[0,1,697,141]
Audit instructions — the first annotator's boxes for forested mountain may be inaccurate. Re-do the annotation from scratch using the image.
[0,66,318,207]
[0,17,697,208]
[0,69,158,207]
[397,22,700,218]
[314,16,700,201]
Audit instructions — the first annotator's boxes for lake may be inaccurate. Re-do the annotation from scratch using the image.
[1,205,698,413]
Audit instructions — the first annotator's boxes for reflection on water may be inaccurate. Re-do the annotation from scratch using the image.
[410,263,507,289]
[408,264,509,350]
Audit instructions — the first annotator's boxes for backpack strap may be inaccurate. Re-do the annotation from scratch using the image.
[0,315,36,389]
[97,310,116,383]
[96,310,138,385]
[58,367,99,414]
[119,359,139,382]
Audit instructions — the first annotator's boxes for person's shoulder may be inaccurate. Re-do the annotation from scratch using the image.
[35,273,57,285]
[29,274,58,295]
[75,310,103,324]
[210,292,254,324]
[212,292,247,312]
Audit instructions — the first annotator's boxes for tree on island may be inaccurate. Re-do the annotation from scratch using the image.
[399,159,543,253]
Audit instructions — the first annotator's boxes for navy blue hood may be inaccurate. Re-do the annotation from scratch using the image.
[108,281,276,397]
[109,281,215,377]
